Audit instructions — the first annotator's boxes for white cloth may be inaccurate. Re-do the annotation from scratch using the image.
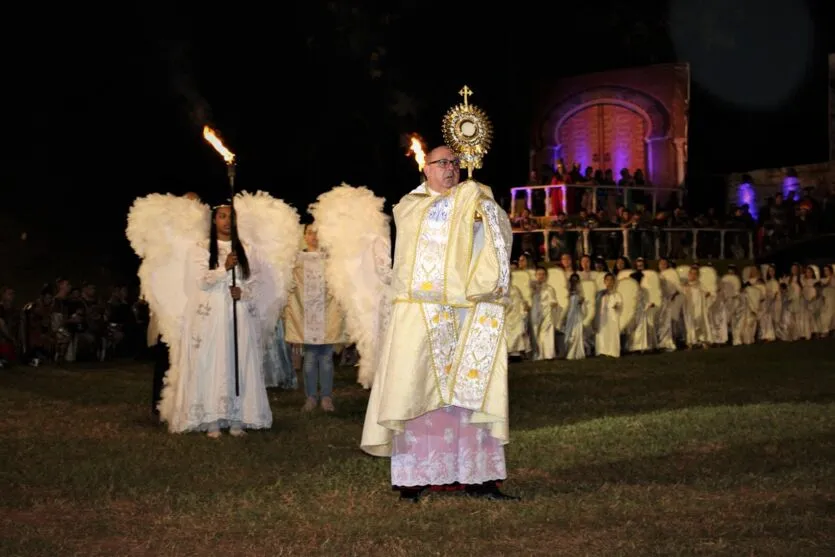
[594,290,622,357]
[531,282,558,360]
[164,240,272,433]
[563,291,586,360]
[683,280,713,347]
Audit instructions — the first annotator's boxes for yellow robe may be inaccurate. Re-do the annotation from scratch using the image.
[284,250,347,345]
[361,180,513,457]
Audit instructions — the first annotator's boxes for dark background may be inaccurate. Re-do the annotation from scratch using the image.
[1,0,833,292]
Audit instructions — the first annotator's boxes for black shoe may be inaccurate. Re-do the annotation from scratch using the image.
[398,487,425,503]
[465,482,521,501]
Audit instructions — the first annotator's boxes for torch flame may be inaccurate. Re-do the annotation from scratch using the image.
[203,125,236,164]
[408,134,426,171]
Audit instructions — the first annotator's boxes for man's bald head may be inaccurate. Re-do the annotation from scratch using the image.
[183,192,201,201]
[423,145,460,193]
[427,145,454,161]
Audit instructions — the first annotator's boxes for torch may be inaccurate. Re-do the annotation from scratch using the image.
[407,134,426,179]
[202,125,240,397]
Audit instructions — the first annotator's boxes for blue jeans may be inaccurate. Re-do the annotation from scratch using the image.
[303,344,334,400]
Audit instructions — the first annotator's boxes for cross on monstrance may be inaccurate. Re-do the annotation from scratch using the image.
[459,85,473,108]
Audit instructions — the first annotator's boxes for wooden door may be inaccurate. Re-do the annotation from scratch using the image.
[558,106,601,172]
[600,105,647,176]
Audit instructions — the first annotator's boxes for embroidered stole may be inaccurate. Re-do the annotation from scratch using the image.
[400,183,510,411]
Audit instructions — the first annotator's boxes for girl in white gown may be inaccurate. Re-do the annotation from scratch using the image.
[682,266,713,349]
[563,273,586,360]
[531,267,558,360]
[168,205,273,437]
[595,273,622,358]
[655,258,678,352]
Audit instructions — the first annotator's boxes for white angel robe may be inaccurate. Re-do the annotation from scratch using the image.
[531,283,558,360]
[164,240,273,433]
[820,286,835,335]
[594,290,622,357]
[682,280,713,347]
[656,279,678,352]
[792,281,814,340]
[505,285,531,355]
[563,291,586,360]
[626,286,655,353]
[735,286,760,345]
[774,289,793,341]
[361,181,512,488]
[756,284,776,341]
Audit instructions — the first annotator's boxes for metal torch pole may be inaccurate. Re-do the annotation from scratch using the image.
[228,162,240,397]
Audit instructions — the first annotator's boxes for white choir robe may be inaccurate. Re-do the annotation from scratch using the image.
[728,292,746,345]
[656,284,678,352]
[531,283,558,361]
[505,285,530,355]
[806,287,826,336]
[737,288,760,345]
[708,291,730,345]
[792,282,814,340]
[757,288,777,342]
[626,288,656,352]
[163,240,273,433]
[682,280,713,347]
[594,290,622,358]
[774,291,793,342]
[820,287,835,335]
[562,291,586,360]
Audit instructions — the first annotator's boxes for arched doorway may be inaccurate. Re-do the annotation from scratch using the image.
[538,85,674,186]
[556,102,649,178]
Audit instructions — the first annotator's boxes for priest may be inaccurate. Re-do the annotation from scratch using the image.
[360,143,518,502]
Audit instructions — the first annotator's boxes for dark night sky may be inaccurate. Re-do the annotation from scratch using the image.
[1,0,833,287]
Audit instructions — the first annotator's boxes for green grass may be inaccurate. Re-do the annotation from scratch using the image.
[2,340,835,556]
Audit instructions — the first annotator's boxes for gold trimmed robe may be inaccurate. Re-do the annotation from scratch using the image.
[361,181,512,457]
[284,250,347,345]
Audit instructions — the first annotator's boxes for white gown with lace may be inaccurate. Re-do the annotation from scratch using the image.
[166,240,273,433]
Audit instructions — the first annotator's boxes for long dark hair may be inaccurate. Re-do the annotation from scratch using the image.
[208,205,250,280]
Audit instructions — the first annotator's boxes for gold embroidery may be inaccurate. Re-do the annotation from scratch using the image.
[410,194,455,301]
[421,303,458,404]
[450,302,505,410]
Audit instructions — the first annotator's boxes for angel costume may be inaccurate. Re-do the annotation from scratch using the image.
[625,271,656,353]
[562,285,586,360]
[126,192,300,434]
[307,186,391,390]
[594,288,622,357]
[530,279,558,360]
[505,285,531,356]
[682,276,713,347]
[323,179,512,493]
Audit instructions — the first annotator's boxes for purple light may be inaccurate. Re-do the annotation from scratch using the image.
[737,182,757,220]
[782,176,800,200]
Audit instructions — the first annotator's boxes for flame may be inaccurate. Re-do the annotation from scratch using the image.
[202,125,235,164]
[407,134,426,171]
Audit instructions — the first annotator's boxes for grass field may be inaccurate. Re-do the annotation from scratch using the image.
[2,340,835,556]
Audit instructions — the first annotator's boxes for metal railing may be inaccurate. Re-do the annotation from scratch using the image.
[509,183,685,218]
[512,226,755,261]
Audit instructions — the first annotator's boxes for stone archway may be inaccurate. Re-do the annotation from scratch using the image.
[538,85,676,186]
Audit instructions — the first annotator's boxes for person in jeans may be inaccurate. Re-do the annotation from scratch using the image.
[284,224,346,412]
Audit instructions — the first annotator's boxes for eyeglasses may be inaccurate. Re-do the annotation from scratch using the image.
[427,158,460,169]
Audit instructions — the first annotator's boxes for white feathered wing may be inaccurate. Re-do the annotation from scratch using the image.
[126,193,209,419]
[234,190,303,344]
[308,184,392,389]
